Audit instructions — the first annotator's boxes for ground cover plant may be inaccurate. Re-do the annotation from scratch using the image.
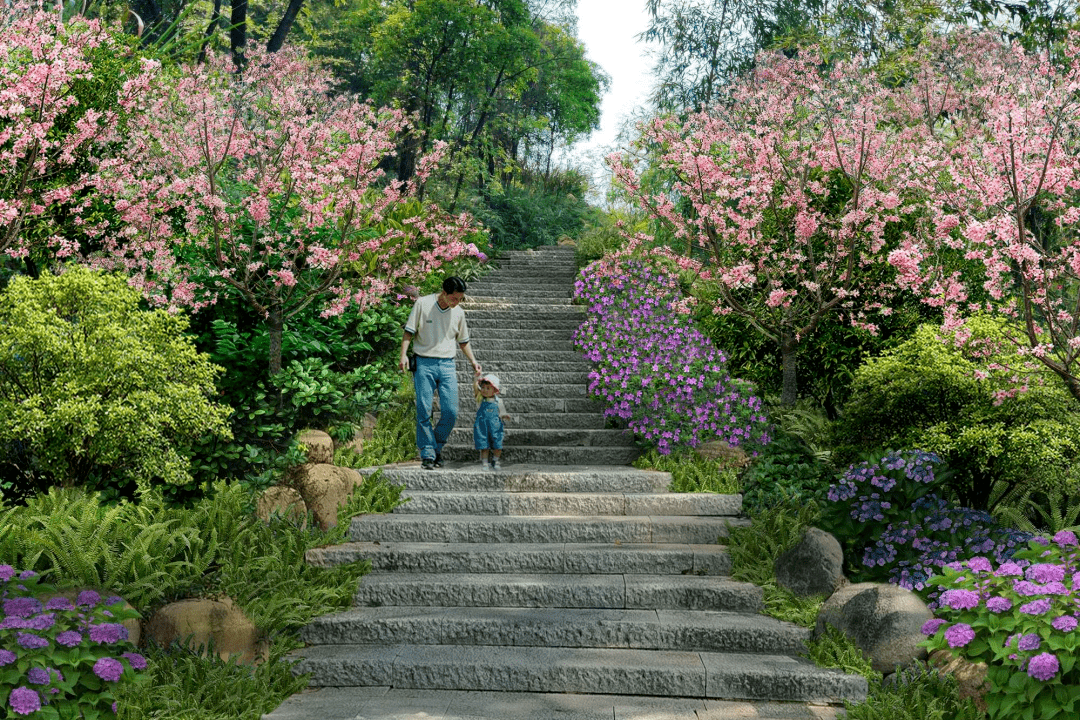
[922,531,1080,720]
[631,448,739,494]
[573,255,769,455]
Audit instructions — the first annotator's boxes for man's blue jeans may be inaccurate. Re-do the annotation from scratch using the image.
[414,356,458,461]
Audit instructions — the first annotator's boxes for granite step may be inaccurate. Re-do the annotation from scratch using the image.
[357,465,671,493]
[461,349,585,363]
[304,541,730,575]
[467,317,585,329]
[451,370,590,385]
[443,382,587,398]
[262,687,848,720]
[465,328,576,341]
[453,396,602,414]
[348,514,745,545]
[463,296,574,305]
[301,607,809,656]
[351,573,763,612]
[446,428,629,448]
[287,645,867,704]
[438,444,639,465]
[467,287,573,298]
[393,491,742,517]
[467,340,579,353]
[447,411,606,428]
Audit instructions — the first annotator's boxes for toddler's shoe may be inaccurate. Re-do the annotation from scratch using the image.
[480,459,492,472]
[491,458,502,471]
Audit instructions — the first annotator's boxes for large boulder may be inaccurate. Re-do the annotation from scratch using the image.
[145,596,267,664]
[774,527,845,598]
[929,649,990,712]
[297,429,334,464]
[815,582,933,674]
[293,463,365,530]
[255,485,308,528]
[694,440,750,468]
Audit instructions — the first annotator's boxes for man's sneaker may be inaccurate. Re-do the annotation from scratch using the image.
[491,458,502,471]
[433,453,444,468]
[421,458,435,470]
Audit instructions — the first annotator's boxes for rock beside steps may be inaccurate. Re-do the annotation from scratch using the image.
[263,464,867,720]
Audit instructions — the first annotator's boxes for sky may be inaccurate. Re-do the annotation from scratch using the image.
[559,0,657,202]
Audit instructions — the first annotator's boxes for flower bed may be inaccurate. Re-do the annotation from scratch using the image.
[573,257,769,455]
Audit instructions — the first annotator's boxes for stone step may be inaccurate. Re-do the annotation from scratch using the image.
[358,465,671,493]
[469,338,577,350]
[447,428,629,448]
[454,396,600,414]
[305,541,730,576]
[453,370,590,385]
[465,308,585,319]
[301,607,809,656]
[287,645,868,704]
[351,573,763,613]
[447,382,586,398]
[468,287,573,298]
[395,492,742,517]
[456,358,590,370]
[349,514,746,545]
[458,411,606,428]
[465,349,585,363]
[467,317,584,330]
[439,444,638,465]
[466,328,576,341]
[463,296,574,306]
[262,687,848,720]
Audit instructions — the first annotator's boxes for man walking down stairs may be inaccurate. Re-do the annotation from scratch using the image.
[262,246,867,720]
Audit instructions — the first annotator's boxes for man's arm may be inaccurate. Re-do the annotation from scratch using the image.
[400,332,413,372]
[460,341,481,375]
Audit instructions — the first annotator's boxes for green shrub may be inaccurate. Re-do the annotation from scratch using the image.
[632,448,740,494]
[844,670,983,720]
[472,172,591,251]
[836,318,1080,510]
[335,390,418,468]
[0,267,231,502]
[740,431,836,515]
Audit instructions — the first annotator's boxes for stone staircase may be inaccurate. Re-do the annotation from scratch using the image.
[262,247,867,720]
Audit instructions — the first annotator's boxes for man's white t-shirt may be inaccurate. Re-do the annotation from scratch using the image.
[405,293,470,358]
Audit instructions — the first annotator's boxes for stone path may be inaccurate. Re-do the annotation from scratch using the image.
[262,247,866,720]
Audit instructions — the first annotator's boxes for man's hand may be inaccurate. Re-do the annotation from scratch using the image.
[473,362,482,376]
[400,353,410,372]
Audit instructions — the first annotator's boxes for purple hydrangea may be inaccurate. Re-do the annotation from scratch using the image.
[1018,633,1042,651]
[995,561,1024,577]
[121,652,147,671]
[966,556,993,573]
[1026,563,1066,584]
[7,687,41,716]
[921,618,948,636]
[1052,615,1078,632]
[2,598,43,618]
[1027,652,1060,681]
[76,590,101,607]
[92,657,123,682]
[1053,530,1078,547]
[1013,580,1043,596]
[44,596,73,611]
[88,623,127,644]
[1020,599,1053,616]
[0,650,16,666]
[26,613,55,632]
[941,589,980,610]
[986,596,1013,613]
[55,631,82,647]
[26,668,50,685]
[0,565,15,582]
[15,633,48,650]
[105,595,124,607]
[945,623,976,648]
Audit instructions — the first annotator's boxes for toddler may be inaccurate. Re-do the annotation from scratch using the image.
[473,372,510,470]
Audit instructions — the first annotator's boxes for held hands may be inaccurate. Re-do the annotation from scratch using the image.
[399,353,410,372]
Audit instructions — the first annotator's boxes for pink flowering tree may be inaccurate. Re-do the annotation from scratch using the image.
[888,32,1080,404]
[609,48,920,406]
[0,3,151,264]
[93,46,482,375]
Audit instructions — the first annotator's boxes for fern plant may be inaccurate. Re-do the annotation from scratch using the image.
[994,482,1080,534]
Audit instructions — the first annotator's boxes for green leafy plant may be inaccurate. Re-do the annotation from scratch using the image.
[836,319,1080,510]
[922,532,1080,720]
[632,448,740,494]
[0,569,150,719]
[335,392,418,468]
[843,668,983,720]
[0,267,232,503]
[806,625,878,681]
[995,481,1080,535]
[740,431,836,515]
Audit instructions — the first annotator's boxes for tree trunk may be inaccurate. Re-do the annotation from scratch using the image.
[230,0,248,70]
[268,302,284,377]
[198,0,223,65]
[267,0,305,53]
[780,332,798,407]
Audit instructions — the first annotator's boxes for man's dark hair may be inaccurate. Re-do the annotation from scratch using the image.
[442,276,467,294]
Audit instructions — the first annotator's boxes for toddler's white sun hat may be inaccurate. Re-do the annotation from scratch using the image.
[479,373,501,392]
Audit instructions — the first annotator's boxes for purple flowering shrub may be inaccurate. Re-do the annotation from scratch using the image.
[0,565,148,718]
[573,257,769,454]
[922,531,1080,720]
[820,451,1030,591]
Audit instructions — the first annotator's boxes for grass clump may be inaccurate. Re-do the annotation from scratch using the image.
[633,448,741,494]
[336,393,418,468]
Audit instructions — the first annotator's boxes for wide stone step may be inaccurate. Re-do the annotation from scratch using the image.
[396,492,742,517]
[468,287,572,298]
[301,607,809,656]
[359,465,671,493]
[463,296,574,306]
[447,428,628,448]
[453,396,601,413]
[305,541,730,575]
[466,328,576,341]
[349,514,745,545]
[461,411,606,428]
[288,644,867,703]
[464,349,584,363]
[453,370,590,385]
[468,340,578,352]
[465,308,585,319]
[439,444,638,465]
[352,573,763,612]
[467,317,584,330]
[456,360,591,373]
[262,687,848,720]
[447,382,586,398]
